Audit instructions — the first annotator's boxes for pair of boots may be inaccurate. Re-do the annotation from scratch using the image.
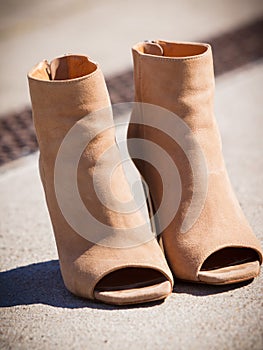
[28,40,262,306]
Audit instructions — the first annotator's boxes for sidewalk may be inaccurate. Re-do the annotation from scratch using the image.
[0,1,263,349]
[1,62,263,350]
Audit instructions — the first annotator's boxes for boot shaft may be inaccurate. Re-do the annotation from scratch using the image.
[132,41,215,125]
[28,55,111,153]
[131,41,223,172]
[27,54,156,246]
[28,55,114,167]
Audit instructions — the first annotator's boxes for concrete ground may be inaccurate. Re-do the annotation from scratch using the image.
[0,1,263,349]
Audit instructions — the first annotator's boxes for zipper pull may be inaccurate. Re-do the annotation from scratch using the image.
[143,40,163,56]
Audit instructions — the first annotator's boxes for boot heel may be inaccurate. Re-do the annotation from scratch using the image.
[141,176,156,235]
[141,176,165,251]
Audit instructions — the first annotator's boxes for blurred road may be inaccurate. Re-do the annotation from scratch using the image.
[0,0,263,114]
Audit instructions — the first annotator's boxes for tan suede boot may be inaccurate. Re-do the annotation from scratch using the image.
[128,41,262,285]
[28,54,173,305]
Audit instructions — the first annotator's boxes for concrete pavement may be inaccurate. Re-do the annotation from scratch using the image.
[1,62,263,350]
[0,1,263,349]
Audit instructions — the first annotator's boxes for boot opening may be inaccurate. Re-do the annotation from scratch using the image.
[50,55,97,80]
[28,55,97,81]
[159,42,208,57]
[136,41,208,58]
[201,247,260,271]
[95,267,167,292]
